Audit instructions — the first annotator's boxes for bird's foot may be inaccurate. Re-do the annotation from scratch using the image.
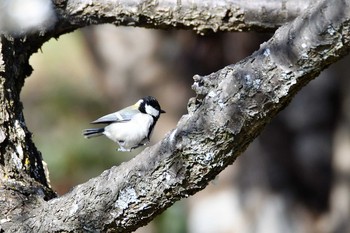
[117,147,131,152]
[129,143,147,150]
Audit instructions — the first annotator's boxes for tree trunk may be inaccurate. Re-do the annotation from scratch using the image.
[0,36,56,220]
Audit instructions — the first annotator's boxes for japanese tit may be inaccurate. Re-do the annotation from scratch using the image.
[83,96,165,151]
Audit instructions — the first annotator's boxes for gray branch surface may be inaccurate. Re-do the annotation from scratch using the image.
[2,0,349,232]
[53,0,310,35]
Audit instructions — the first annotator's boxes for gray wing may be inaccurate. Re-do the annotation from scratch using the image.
[91,106,140,124]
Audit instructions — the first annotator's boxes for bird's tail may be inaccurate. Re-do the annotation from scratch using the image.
[83,128,104,138]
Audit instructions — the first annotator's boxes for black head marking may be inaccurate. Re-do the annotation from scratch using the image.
[138,96,165,118]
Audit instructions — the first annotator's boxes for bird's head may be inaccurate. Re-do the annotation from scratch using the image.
[136,96,165,118]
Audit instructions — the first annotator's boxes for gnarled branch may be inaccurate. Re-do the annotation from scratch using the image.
[54,0,310,35]
[2,0,349,232]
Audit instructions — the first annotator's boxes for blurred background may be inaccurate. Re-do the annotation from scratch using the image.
[22,25,350,233]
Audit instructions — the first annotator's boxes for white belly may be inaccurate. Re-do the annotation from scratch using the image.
[103,113,153,150]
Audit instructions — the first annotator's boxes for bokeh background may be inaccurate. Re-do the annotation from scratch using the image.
[22,25,350,233]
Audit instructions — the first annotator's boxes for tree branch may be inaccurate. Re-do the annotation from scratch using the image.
[25,0,311,60]
[52,0,310,36]
[2,0,349,232]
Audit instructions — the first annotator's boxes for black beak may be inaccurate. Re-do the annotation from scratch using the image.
[161,109,166,114]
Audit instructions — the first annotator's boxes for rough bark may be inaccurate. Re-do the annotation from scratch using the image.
[53,0,310,35]
[0,0,350,232]
[0,36,56,224]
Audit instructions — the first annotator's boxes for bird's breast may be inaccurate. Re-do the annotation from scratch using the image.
[103,113,154,149]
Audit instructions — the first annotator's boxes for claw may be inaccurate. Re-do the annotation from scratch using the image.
[116,141,149,152]
[117,147,131,152]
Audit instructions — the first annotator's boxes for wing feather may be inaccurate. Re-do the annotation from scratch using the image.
[91,106,139,124]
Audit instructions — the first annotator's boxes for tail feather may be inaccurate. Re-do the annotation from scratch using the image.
[83,128,104,138]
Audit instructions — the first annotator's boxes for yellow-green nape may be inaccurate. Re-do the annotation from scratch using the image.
[134,99,143,108]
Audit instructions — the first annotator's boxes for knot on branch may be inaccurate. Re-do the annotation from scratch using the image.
[189,73,218,115]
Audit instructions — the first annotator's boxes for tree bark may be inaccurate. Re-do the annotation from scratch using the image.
[0,36,56,225]
[53,0,310,36]
[0,0,349,232]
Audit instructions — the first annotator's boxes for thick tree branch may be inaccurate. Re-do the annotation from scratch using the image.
[24,0,311,61]
[21,0,311,57]
[53,0,310,35]
[2,0,349,232]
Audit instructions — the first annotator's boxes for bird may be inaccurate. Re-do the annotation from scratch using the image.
[83,96,165,151]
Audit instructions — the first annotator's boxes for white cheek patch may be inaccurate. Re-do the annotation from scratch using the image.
[145,104,159,117]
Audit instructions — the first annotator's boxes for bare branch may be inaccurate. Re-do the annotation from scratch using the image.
[2,0,349,232]
[52,0,311,35]
[24,0,312,62]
